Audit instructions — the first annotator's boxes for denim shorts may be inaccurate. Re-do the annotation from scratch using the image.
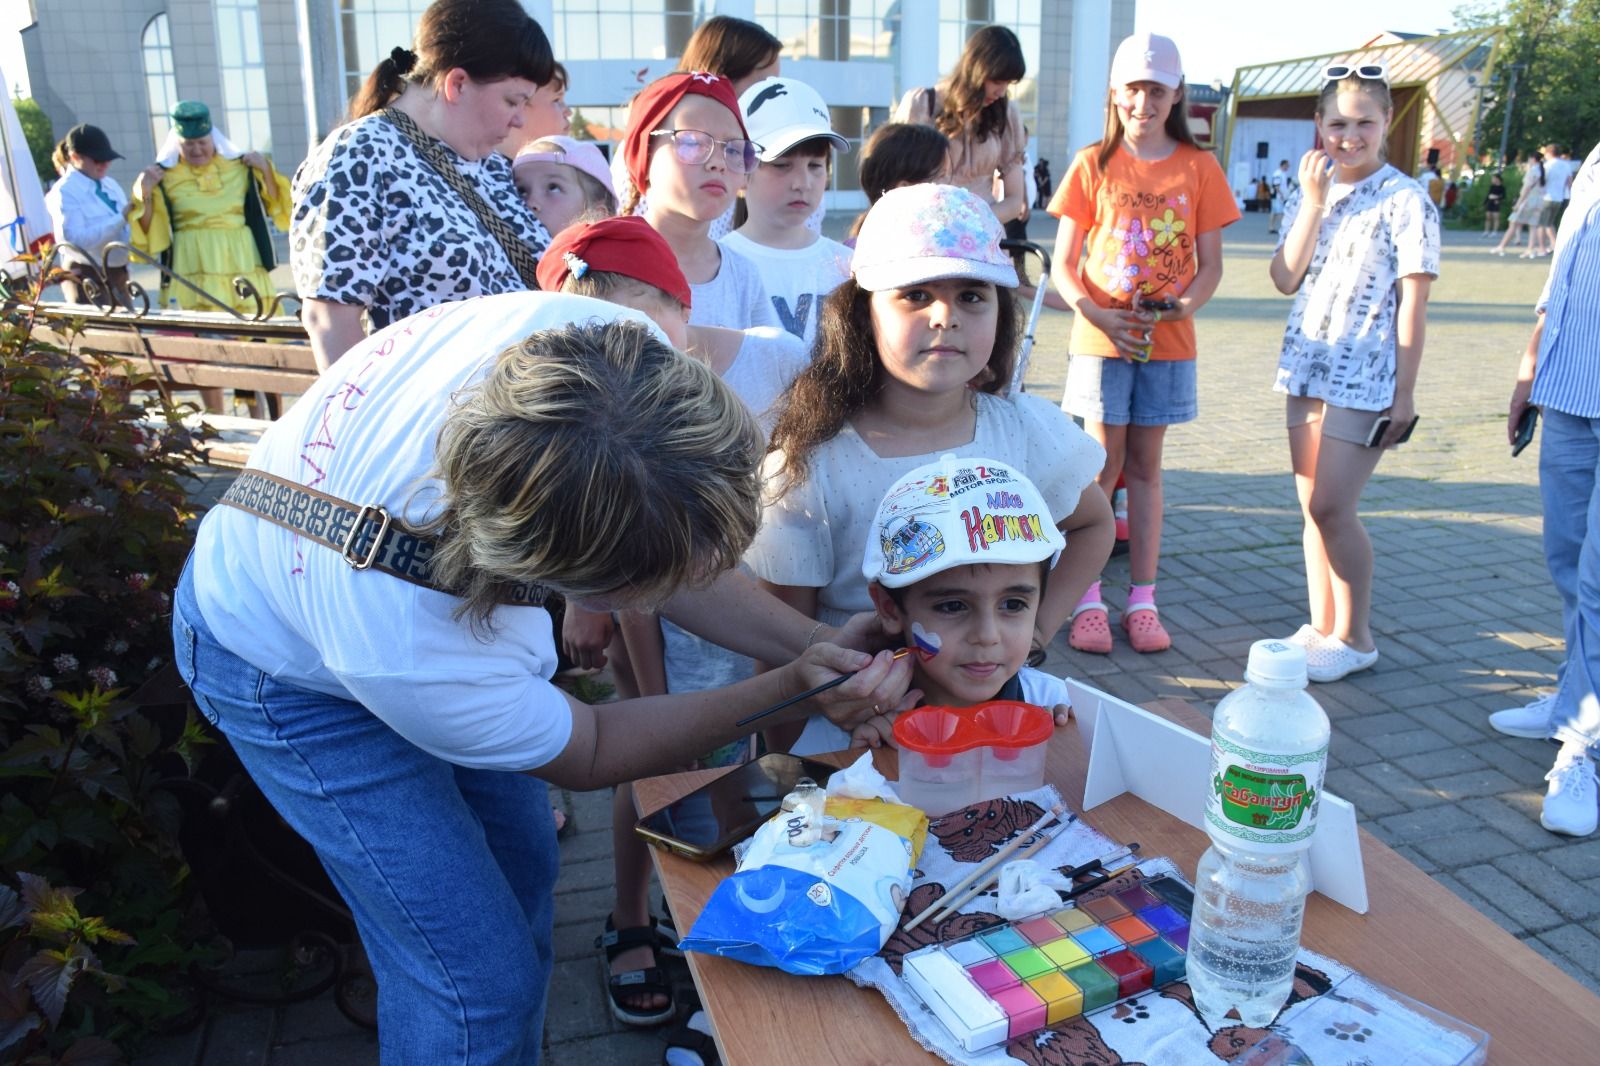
[1060,355,1198,427]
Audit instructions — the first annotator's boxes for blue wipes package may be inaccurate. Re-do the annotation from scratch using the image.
[679,814,916,975]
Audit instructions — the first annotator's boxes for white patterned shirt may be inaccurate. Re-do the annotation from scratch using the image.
[1274,164,1440,411]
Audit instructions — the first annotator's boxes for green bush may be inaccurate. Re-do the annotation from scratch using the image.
[13,98,56,188]
[1,278,220,1060]
[1454,164,1526,229]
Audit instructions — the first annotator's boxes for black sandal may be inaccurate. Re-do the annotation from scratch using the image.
[662,1009,720,1066]
[596,915,676,1027]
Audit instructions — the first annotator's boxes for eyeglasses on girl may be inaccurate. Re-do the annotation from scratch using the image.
[649,129,761,174]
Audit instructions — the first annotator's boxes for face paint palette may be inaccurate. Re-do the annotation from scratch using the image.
[892,701,1055,815]
[900,875,1193,1054]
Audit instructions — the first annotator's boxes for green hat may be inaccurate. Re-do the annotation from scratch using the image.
[171,101,213,140]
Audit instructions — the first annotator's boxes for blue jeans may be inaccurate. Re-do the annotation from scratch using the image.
[173,564,558,1063]
[1539,409,1600,749]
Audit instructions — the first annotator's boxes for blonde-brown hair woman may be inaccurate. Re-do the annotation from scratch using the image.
[892,24,1029,223]
[173,290,909,1061]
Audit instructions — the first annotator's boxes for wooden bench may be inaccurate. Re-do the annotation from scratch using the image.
[27,302,316,466]
[31,302,317,401]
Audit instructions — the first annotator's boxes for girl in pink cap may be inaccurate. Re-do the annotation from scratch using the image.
[512,136,618,235]
[750,183,1113,756]
[1047,32,1240,655]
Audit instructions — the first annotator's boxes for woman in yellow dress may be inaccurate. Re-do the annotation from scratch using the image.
[131,100,290,316]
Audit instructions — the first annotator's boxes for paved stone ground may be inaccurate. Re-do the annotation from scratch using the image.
[134,213,1599,1066]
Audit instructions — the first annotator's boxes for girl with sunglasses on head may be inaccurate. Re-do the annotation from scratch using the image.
[618,72,779,331]
[1047,32,1239,656]
[1269,63,1439,682]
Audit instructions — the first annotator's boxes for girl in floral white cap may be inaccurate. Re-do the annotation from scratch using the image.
[750,183,1115,755]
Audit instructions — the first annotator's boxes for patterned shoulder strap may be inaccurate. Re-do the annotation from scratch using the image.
[378,107,541,289]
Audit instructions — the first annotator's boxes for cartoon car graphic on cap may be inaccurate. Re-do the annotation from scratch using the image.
[882,515,945,575]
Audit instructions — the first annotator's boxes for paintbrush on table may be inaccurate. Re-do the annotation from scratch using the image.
[903,803,1070,932]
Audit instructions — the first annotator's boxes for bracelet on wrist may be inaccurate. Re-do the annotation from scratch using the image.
[803,620,826,650]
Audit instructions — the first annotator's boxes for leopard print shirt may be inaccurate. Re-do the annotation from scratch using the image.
[291,115,550,329]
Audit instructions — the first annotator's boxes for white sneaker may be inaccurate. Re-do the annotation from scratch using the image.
[1541,750,1599,837]
[1305,636,1379,683]
[1488,693,1559,739]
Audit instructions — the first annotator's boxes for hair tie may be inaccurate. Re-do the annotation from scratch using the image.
[389,46,418,76]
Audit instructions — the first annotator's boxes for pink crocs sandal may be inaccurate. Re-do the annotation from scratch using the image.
[1068,604,1113,654]
[1121,605,1171,653]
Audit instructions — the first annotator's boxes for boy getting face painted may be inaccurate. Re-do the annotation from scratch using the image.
[857,454,1075,746]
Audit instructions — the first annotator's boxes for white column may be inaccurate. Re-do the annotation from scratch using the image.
[898,0,940,109]
[1067,0,1112,157]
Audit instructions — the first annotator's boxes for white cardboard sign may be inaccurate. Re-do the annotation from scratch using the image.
[1067,679,1369,914]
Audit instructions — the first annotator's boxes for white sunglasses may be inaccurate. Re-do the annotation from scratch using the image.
[1323,63,1389,85]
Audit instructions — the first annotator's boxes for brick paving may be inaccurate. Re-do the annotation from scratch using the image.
[134,213,1597,1065]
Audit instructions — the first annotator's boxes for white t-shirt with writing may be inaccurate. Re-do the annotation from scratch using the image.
[191,292,665,771]
[1274,165,1440,411]
[719,230,852,351]
[687,242,780,331]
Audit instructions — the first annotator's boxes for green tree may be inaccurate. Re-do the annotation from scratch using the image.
[1457,0,1600,161]
[12,96,56,187]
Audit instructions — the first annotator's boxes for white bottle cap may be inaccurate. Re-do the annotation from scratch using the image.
[1244,639,1308,688]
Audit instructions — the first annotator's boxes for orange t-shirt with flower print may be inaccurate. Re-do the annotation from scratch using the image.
[1048,142,1240,361]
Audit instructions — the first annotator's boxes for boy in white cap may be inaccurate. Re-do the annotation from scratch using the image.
[721,76,854,350]
[858,454,1075,741]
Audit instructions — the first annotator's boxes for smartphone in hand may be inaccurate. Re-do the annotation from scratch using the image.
[1365,415,1420,448]
[1512,406,1538,457]
[1131,297,1176,363]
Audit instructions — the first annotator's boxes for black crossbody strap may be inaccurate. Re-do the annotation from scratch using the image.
[219,469,547,607]
[378,107,542,289]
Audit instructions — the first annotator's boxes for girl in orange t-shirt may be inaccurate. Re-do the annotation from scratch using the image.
[1046,32,1239,655]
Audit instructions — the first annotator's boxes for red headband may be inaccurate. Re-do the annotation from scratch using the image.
[535,215,693,310]
[621,71,747,199]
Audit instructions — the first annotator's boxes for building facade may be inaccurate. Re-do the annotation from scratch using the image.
[24,0,1134,212]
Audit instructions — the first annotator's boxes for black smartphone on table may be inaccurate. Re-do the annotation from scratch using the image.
[634,753,838,862]
[1365,414,1420,448]
[1512,406,1539,457]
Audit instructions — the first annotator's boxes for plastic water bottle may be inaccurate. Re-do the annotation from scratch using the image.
[780,777,825,848]
[1187,639,1329,1028]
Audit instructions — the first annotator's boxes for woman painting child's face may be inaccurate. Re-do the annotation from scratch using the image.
[1112,80,1177,139]
[646,95,747,222]
[513,159,589,235]
[1317,88,1390,175]
[869,278,999,396]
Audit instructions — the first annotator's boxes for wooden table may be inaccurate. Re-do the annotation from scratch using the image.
[635,700,1600,1065]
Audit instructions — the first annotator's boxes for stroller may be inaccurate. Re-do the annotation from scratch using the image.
[1000,238,1051,396]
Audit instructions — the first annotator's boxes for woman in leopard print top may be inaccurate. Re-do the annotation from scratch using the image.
[291,0,552,368]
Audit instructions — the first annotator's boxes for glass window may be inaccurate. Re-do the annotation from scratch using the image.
[553,1,675,63]
[755,0,901,62]
[141,14,179,153]
[337,0,435,100]
[213,0,273,152]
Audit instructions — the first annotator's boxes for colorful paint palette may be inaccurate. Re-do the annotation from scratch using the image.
[901,875,1193,1054]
